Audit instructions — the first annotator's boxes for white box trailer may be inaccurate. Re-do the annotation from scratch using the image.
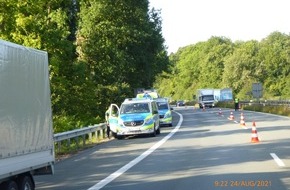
[0,40,54,190]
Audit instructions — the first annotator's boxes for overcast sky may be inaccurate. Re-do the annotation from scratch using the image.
[149,0,290,53]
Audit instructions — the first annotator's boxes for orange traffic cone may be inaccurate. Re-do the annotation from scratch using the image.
[251,121,260,143]
[228,111,234,120]
[240,113,246,126]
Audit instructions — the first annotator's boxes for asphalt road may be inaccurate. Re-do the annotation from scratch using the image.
[35,107,290,190]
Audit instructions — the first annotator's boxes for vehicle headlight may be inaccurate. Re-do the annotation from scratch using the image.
[164,111,171,118]
[144,117,154,125]
[118,119,124,126]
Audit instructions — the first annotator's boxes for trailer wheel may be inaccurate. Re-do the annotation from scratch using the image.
[4,180,18,190]
[18,175,34,190]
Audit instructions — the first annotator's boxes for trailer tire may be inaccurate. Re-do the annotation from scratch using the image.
[4,180,18,190]
[18,175,34,190]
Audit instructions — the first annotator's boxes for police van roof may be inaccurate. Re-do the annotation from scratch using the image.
[154,98,168,102]
[123,98,153,103]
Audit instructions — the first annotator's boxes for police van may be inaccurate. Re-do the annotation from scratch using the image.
[154,98,173,127]
[108,98,160,139]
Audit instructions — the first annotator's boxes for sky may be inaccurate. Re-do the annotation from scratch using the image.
[149,0,290,54]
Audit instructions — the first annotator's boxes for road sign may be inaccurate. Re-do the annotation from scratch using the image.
[252,83,263,98]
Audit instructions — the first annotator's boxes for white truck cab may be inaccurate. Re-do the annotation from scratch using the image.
[197,89,215,108]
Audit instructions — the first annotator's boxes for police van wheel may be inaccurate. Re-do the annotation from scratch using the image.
[151,126,156,137]
[112,132,117,138]
[116,135,124,140]
[156,127,160,135]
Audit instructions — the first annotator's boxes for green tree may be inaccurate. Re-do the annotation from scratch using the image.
[154,33,290,101]
[155,37,233,100]
[197,37,233,89]
[76,0,168,88]
[222,40,260,99]
[0,0,96,131]
[258,32,290,98]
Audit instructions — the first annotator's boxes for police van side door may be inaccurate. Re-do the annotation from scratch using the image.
[108,104,120,134]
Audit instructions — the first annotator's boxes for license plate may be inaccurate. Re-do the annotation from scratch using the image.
[129,129,141,133]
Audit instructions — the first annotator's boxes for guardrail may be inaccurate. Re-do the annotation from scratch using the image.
[54,123,107,153]
[54,99,290,153]
[240,100,290,107]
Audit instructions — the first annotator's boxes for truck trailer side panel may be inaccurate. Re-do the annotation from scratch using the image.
[0,40,54,181]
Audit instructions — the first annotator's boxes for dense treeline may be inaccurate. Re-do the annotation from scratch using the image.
[0,0,169,132]
[154,33,290,101]
[1,1,289,133]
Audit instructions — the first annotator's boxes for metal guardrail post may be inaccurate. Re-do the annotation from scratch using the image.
[98,130,101,140]
[100,128,104,139]
[57,141,61,153]
[103,128,106,139]
[82,135,86,146]
[88,132,92,143]
[75,137,79,149]
[67,138,71,149]
[94,131,98,141]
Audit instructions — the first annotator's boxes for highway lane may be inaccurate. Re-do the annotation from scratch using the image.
[35,112,181,190]
[35,107,290,190]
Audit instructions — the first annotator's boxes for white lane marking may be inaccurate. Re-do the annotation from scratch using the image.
[87,112,183,190]
[270,153,285,167]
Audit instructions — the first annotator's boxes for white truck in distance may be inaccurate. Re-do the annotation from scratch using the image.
[197,89,215,108]
[0,40,54,190]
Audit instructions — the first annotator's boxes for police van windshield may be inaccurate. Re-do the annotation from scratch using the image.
[120,103,150,114]
[157,102,169,110]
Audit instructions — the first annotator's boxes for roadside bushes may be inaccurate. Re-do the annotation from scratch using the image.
[243,104,290,117]
[216,101,290,117]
